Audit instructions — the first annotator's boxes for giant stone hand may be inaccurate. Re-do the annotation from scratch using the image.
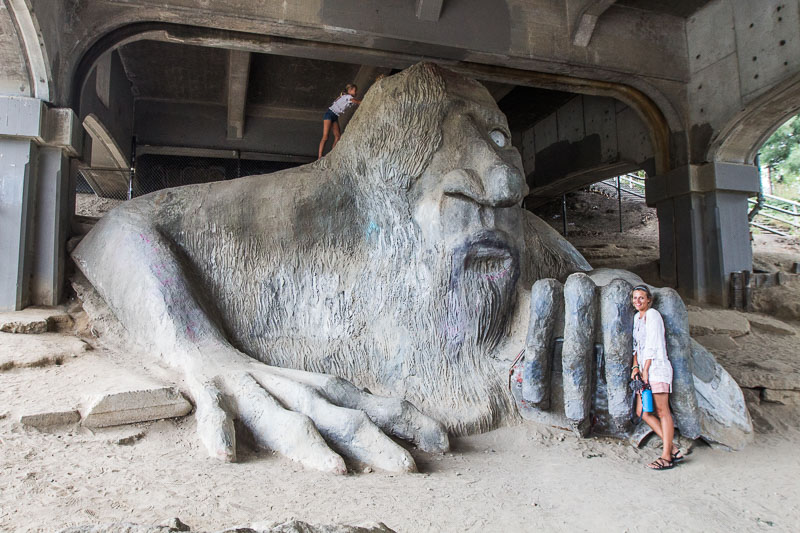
[511,271,702,441]
[187,348,449,473]
[72,63,752,475]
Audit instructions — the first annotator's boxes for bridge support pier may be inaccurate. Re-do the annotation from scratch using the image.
[648,162,759,307]
[0,96,80,311]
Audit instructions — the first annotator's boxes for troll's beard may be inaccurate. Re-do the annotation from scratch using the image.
[442,234,520,356]
[386,232,521,434]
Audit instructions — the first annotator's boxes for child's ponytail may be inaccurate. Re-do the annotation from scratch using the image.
[340,83,357,97]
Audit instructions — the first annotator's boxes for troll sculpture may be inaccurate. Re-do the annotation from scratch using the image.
[73,63,751,474]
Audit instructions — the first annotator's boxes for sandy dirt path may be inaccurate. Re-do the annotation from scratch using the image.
[1,395,798,532]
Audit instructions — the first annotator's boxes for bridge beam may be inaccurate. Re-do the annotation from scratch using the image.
[571,0,617,47]
[226,50,251,140]
[415,0,444,22]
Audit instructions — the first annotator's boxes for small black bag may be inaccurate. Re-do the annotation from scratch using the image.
[629,377,645,423]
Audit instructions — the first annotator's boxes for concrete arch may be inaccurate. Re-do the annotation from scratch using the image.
[69,21,673,176]
[456,63,671,175]
[6,0,51,101]
[83,113,129,169]
[709,72,800,165]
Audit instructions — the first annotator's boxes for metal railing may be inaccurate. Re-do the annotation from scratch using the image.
[748,192,800,236]
[583,173,648,233]
[590,173,646,200]
[595,174,800,238]
[75,151,306,218]
[618,173,646,198]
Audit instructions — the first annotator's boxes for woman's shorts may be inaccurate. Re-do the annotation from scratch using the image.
[650,381,671,394]
[323,109,339,122]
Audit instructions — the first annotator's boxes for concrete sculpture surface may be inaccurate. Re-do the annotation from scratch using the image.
[72,63,752,473]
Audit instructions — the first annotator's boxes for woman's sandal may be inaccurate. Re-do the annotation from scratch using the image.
[672,448,685,463]
[647,457,675,470]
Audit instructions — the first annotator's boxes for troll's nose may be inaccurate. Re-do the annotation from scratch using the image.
[442,145,528,207]
[481,161,527,207]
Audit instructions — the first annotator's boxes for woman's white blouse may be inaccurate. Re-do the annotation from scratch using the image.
[633,307,673,388]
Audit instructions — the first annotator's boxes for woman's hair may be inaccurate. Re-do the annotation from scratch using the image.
[631,285,652,299]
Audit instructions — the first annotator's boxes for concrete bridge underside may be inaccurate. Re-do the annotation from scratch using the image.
[2,0,800,309]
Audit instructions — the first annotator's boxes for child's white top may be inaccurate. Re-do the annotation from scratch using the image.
[329,94,354,116]
[633,307,673,387]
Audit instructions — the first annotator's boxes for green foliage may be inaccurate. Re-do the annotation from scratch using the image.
[761,115,800,180]
[772,180,800,201]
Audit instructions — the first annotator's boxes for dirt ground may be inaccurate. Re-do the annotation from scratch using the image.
[1,190,799,532]
[534,188,800,291]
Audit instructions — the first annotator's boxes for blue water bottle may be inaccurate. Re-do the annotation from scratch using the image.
[642,386,654,413]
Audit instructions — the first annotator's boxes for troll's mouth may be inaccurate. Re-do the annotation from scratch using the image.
[461,235,516,278]
[464,247,513,275]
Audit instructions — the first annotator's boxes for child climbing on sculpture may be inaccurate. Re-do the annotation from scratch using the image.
[318,83,361,159]
[630,285,685,470]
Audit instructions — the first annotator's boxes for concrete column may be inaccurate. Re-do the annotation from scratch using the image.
[0,139,38,310]
[647,162,759,306]
[31,147,71,305]
[0,96,81,311]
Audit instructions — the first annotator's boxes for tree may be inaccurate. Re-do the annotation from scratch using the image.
[760,115,800,180]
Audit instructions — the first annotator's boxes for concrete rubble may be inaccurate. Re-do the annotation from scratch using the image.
[726,363,800,393]
[762,389,800,406]
[0,332,90,370]
[2,316,194,431]
[694,334,740,353]
[0,307,73,334]
[745,313,797,336]
[686,306,800,409]
[688,307,751,337]
[83,387,192,428]
[20,410,81,428]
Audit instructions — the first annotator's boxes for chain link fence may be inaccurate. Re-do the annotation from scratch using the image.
[76,153,303,218]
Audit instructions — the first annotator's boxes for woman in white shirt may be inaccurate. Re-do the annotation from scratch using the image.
[318,84,361,159]
[631,285,683,470]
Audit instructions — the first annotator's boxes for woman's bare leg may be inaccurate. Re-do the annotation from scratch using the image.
[639,393,679,456]
[640,393,662,436]
[654,393,674,461]
[318,119,333,159]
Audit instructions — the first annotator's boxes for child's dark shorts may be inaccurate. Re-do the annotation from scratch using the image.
[323,109,338,122]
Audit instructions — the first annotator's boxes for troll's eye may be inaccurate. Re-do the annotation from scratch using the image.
[489,129,508,148]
